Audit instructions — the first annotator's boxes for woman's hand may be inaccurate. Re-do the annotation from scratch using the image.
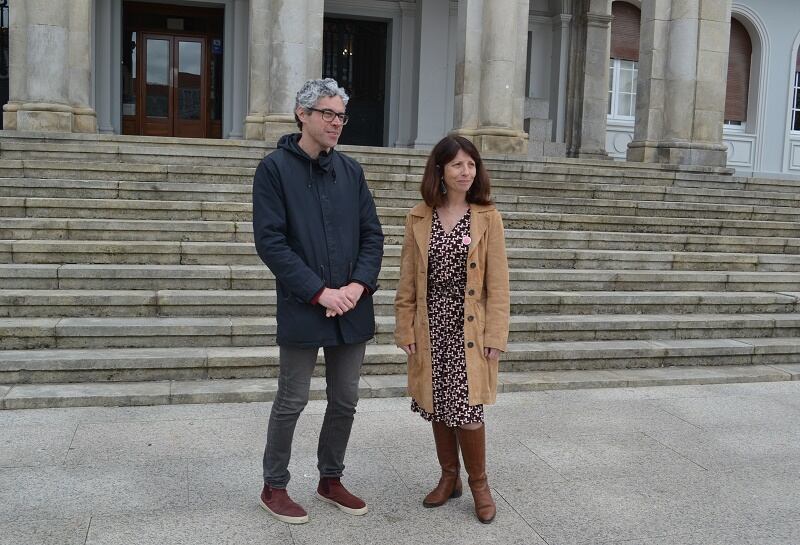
[399,343,417,356]
[484,347,501,360]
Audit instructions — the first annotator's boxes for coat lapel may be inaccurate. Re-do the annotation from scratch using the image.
[468,204,491,258]
[412,205,433,270]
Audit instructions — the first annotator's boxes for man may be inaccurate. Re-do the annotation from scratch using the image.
[252,78,383,524]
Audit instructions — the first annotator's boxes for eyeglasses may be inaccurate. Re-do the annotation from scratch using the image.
[307,107,349,125]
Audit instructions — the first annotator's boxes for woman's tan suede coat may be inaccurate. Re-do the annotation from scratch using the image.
[394,202,510,413]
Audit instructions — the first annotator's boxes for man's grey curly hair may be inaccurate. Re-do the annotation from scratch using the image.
[294,78,349,130]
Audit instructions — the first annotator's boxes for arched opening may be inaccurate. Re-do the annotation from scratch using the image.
[724,18,752,130]
[607,1,640,120]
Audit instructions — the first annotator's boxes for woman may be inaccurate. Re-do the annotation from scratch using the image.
[394,135,510,524]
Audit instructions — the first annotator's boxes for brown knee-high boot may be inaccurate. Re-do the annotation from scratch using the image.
[423,421,463,507]
[457,424,496,523]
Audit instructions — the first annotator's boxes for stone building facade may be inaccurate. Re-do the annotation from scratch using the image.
[4,0,799,175]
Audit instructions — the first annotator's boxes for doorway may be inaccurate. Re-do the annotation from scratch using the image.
[323,17,388,146]
[122,2,223,138]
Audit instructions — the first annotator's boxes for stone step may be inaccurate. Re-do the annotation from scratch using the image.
[4,156,767,197]
[4,219,800,256]
[4,263,800,292]
[381,226,800,255]
[370,193,800,222]
[4,313,800,351]
[4,363,797,409]
[5,207,800,240]
[6,217,800,257]
[375,207,800,237]
[6,175,800,213]
[2,337,800,385]
[0,288,798,318]
[5,240,800,271]
[6,191,800,224]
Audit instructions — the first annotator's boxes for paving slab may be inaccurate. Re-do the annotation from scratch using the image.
[0,460,188,521]
[615,521,800,545]
[62,414,320,466]
[0,422,77,467]
[0,517,90,545]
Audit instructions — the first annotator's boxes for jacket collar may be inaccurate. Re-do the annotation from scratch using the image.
[278,133,335,172]
[409,202,496,217]
[410,201,496,261]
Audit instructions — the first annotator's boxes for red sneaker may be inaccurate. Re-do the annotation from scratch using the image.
[259,484,309,524]
[316,477,368,515]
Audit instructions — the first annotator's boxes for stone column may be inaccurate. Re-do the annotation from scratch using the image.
[69,0,96,133]
[565,0,611,159]
[414,0,450,148]
[626,0,731,167]
[245,0,324,141]
[4,0,96,133]
[549,12,572,143]
[451,0,529,155]
[244,0,271,140]
[394,2,418,147]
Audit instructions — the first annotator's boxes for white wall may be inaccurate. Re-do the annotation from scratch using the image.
[732,0,796,176]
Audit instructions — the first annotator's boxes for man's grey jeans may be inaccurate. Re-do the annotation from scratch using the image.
[263,342,366,488]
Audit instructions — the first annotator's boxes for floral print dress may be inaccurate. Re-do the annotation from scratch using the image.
[411,208,484,427]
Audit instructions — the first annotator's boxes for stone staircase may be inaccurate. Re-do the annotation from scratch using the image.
[1,131,800,407]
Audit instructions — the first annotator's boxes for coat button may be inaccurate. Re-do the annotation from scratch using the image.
[470,262,476,269]
[467,341,474,348]
[467,315,474,322]
[468,289,475,296]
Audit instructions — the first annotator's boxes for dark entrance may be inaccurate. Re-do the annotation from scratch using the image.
[322,17,387,147]
[122,2,223,138]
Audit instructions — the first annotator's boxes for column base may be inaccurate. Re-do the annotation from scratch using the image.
[575,148,610,160]
[72,108,97,134]
[627,141,728,168]
[3,103,97,133]
[263,115,298,144]
[244,115,266,140]
[450,128,529,156]
[244,114,297,142]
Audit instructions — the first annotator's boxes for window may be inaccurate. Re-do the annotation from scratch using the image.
[608,2,640,121]
[608,59,638,119]
[724,18,752,130]
[792,71,800,132]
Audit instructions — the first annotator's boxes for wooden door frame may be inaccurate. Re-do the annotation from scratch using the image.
[137,32,209,138]
[140,33,174,137]
[172,35,207,138]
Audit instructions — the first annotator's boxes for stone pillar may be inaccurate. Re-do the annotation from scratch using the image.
[244,0,271,140]
[550,12,572,143]
[413,0,450,148]
[4,0,97,133]
[245,0,324,141]
[395,2,418,147]
[565,0,611,159]
[626,0,731,167]
[451,0,529,155]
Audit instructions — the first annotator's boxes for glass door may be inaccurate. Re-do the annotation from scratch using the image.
[140,34,206,137]
[174,37,205,137]
[141,34,172,136]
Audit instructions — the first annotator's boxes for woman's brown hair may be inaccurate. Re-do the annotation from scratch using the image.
[420,135,493,208]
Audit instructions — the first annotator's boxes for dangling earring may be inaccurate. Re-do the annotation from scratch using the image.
[439,177,447,195]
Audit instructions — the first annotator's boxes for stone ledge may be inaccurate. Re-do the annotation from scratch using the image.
[1,364,794,410]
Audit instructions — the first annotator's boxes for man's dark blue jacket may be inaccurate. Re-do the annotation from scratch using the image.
[252,133,384,348]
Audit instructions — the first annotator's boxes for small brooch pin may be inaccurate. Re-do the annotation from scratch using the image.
[462,235,471,245]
